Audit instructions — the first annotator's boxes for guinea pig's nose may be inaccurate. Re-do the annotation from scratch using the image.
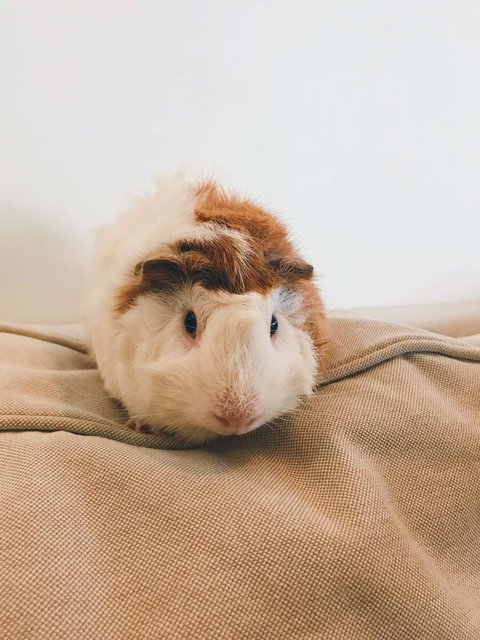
[213,413,260,434]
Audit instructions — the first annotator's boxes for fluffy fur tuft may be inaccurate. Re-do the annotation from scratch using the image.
[86,174,328,444]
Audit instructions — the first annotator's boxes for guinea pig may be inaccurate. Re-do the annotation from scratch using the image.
[85,174,329,444]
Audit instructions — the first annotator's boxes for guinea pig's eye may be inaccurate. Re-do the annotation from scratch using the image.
[184,311,197,337]
[270,315,278,337]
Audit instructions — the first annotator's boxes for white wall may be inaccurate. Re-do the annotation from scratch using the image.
[1,0,479,323]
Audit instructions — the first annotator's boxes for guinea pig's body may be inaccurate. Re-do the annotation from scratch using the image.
[86,174,328,444]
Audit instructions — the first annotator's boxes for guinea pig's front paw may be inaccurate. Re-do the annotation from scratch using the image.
[126,417,153,435]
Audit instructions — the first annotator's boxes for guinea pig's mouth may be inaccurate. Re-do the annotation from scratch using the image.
[210,412,265,436]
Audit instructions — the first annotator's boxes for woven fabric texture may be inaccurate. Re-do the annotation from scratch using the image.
[1,316,480,639]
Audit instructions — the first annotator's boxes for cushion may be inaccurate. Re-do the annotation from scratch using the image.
[1,312,480,638]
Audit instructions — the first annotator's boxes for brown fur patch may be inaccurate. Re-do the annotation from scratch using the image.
[195,181,297,261]
[115,257,185,315]
[194,181,329,370]
[174,235,273,294]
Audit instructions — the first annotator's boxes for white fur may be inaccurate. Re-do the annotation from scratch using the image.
[85,174,317,444]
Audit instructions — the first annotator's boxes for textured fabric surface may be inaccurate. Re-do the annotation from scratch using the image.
[1,312,480,639]
[332,302,480,338]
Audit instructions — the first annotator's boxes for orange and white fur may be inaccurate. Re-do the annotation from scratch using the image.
[86,174,328,444]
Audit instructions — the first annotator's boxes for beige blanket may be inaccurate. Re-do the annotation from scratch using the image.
[1,309,480,639]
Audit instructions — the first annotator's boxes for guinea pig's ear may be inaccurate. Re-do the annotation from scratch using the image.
[134,257,186,291]
[268,254,314,282]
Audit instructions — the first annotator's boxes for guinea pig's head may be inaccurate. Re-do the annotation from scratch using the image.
[113,183,329,444]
